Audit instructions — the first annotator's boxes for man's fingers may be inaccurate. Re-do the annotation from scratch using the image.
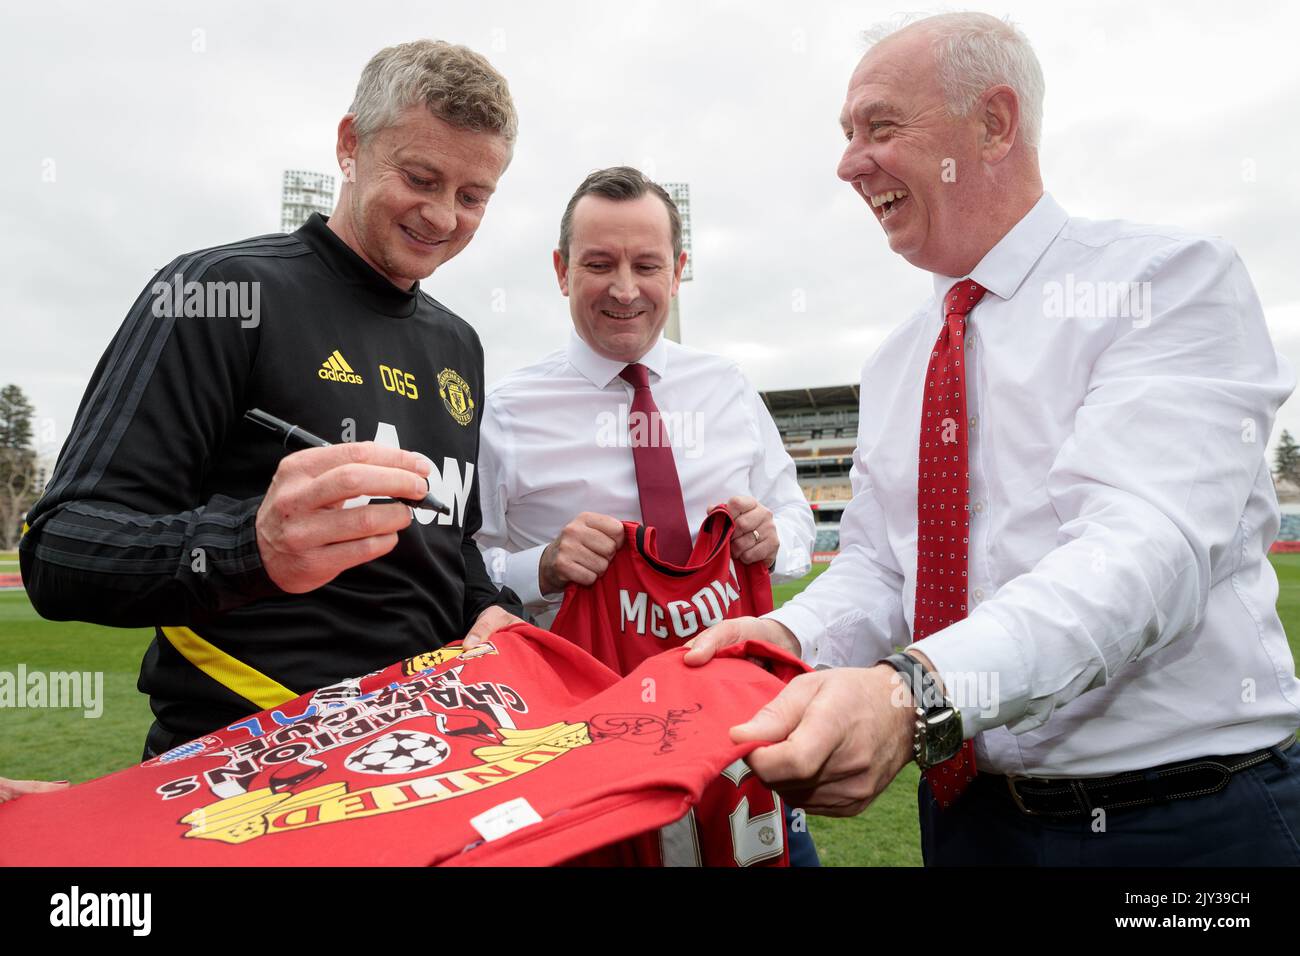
[557,559,599,586]
[0,778,72,803]
[685,616,794,665]
[738,678,839,790]
[279,441,433,480]
[682,619,742,665]
[463,616,496,648]
[579,511,625,534]
[273,502,413,553]
[745,735,833,792]
[730,673,820,746]
[299,463,431,512]
[727,495,757,517]
[563,543,613,578]
[463,629,490,649]
[539,537,607,592]
[733,538,779,566]
[306,531,402,582]
[730,506,770,537]
[465,607,525,648]
[576,525,621,560]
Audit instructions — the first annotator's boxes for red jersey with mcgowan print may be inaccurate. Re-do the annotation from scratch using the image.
[550,506,787,867]
[0,625,807,867]
[551,505,775,675]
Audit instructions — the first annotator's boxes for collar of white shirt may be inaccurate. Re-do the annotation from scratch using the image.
[565,329,669,389]
[929,192,1070,304]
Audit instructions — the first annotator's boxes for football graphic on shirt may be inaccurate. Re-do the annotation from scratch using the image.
[345,731,452,775]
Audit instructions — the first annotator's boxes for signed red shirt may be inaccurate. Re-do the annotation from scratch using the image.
[0,626,805,867]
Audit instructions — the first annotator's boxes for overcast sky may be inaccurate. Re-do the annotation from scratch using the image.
[3,0,1298,469]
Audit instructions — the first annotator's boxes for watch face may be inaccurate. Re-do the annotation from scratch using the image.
[920,707,964,767]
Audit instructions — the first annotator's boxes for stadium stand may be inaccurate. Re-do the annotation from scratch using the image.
[761,385,858,561]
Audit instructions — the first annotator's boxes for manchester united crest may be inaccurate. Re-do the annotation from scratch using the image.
[437,368,475,426]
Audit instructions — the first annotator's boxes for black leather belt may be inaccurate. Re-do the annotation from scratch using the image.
[990,737,1295,818]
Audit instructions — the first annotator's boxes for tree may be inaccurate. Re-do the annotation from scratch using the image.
[1275,429,1300,488]
[0,384,40,550]
[0,384,35,449]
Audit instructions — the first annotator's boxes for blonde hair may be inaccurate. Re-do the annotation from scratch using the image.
[349,39,518,145]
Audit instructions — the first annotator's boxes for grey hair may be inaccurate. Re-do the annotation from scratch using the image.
[557,166,683,264]
[865,12,1045,149]
[349,39,518,145]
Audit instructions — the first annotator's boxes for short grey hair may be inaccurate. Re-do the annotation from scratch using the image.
[557,166,683,264]
[865,12,1045,149]
[349,40,518,145]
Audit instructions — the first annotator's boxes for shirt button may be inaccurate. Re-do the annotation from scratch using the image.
[972,588,985,603]
[972,500,986,514]
[968,415,977,429]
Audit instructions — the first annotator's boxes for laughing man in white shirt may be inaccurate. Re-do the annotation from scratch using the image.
[687,12,1300,865]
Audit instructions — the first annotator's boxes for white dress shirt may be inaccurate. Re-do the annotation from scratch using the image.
[769,193,1300,776]
[477,331,815,627]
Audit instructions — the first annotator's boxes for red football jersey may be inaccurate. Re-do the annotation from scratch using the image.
[550,506,787,867]
[0,626,807,867]
[552,505,775,674]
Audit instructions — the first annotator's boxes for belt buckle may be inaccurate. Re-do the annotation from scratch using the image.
[1005,775,1039,816]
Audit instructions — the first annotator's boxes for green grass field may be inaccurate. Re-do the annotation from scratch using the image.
[3,552,1299,866]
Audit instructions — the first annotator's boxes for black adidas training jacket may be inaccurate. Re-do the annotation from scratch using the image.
[20,214,522,748]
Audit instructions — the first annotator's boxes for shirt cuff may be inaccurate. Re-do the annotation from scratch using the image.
[768,520,812,584]
[502,543,564,613]
[911,611,1031,737]
[764,602,828,668]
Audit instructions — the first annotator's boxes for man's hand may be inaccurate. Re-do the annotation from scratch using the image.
[731,665,917,816]
[727,495,779,568]
[462,605,527,649]
[0,777,70,804]
[538,512,625,595]
[683,615,801,665]
[256,441,434,594]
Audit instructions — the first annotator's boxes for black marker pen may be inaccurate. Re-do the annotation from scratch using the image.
[244,408,448,513]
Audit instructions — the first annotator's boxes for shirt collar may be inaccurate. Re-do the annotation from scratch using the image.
[295,214,420,318]
[566,329,669,389]
[930,192,1069,304]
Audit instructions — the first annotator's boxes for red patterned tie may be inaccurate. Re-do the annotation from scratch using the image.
[914,279,987,808]
[620,363,692,564]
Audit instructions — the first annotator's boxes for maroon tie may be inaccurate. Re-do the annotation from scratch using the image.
[914,279,987,809]
[619,363,692,563]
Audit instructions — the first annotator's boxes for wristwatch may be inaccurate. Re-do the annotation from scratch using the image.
[878,652,964,769]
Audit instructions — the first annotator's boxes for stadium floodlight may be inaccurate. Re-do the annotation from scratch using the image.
[661,182,692,343]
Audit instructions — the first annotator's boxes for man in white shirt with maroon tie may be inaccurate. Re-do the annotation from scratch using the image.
[474,165,819,864]
[475,166,813,625]
[688,11,1300,865]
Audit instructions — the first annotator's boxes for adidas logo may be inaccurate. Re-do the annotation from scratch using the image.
[318,350,364,385]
